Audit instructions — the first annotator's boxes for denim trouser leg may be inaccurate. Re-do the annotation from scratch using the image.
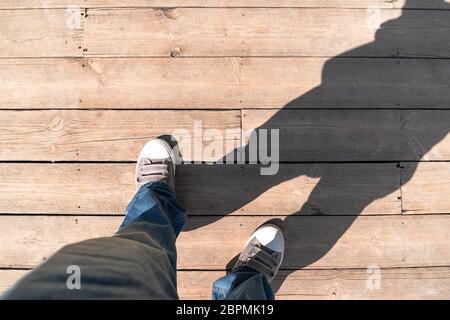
[3,182,186,300]
[212,266,275,300]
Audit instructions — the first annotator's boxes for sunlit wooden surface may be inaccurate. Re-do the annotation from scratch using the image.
[0,0,449,299]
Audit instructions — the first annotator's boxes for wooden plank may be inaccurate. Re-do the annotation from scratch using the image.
[402,162,450,214]
[0,216,119,269]
[243,109,402,161]
[0,1,410,9]
[11,161,450,217]
[0,0,79,9]
[1,1,449,10]
[2,268,450,299]
[178,215,450,269]
[0,9,83,58]
[0,270,24,294]
[0,163,401,215]
[177,268,450,300]
[0,215,449,269]
[2,110,448,162]
[0,110,241,162]
[243,110,450,161]
[84,8,450,58]
[400,111,450,161]
[0,164,135,215]
[271,267,450,300]
[2,58,450,109]
[0,1,84,9]
[0,161,445,218]
[178,163,401,216]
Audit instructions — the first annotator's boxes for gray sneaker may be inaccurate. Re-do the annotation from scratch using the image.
[135,138,176,190]
[232,223,285,282]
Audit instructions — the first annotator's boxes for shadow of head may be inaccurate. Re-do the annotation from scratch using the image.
[178,0,450,292]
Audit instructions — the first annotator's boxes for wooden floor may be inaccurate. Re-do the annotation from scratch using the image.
[0,0,450,299]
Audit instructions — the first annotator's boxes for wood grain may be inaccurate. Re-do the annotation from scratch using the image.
[243,110,450,161]
[178,163,401,216]
[0,9,83,58]
[402,162,450,214]
[0,110,241,162]
[243,109,402,161]
[1,0,449,301]
[84,8,450,58]
[177,268,450,300]
[2,267,449,299]
[1,110,448,162]
[0,270,24,294]
[1,1,441,9]
[0,163,135,215]
[1,1,449,9]
[0,215,449,269]
[400,111,450,161]
[2,58,450,109]
[0,163,401,215]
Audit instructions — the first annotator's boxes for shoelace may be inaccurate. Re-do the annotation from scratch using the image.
[137,158,170,185]
[233,238,281,279]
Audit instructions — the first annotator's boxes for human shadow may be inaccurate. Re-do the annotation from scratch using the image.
[178,0,450,294]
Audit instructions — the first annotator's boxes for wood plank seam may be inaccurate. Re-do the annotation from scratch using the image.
[4,265,450,271]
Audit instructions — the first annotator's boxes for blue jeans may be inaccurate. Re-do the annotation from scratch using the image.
[3,182,273,300]
[212,266,274,300]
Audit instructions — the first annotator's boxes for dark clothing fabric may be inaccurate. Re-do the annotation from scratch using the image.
[3,182,273,300]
